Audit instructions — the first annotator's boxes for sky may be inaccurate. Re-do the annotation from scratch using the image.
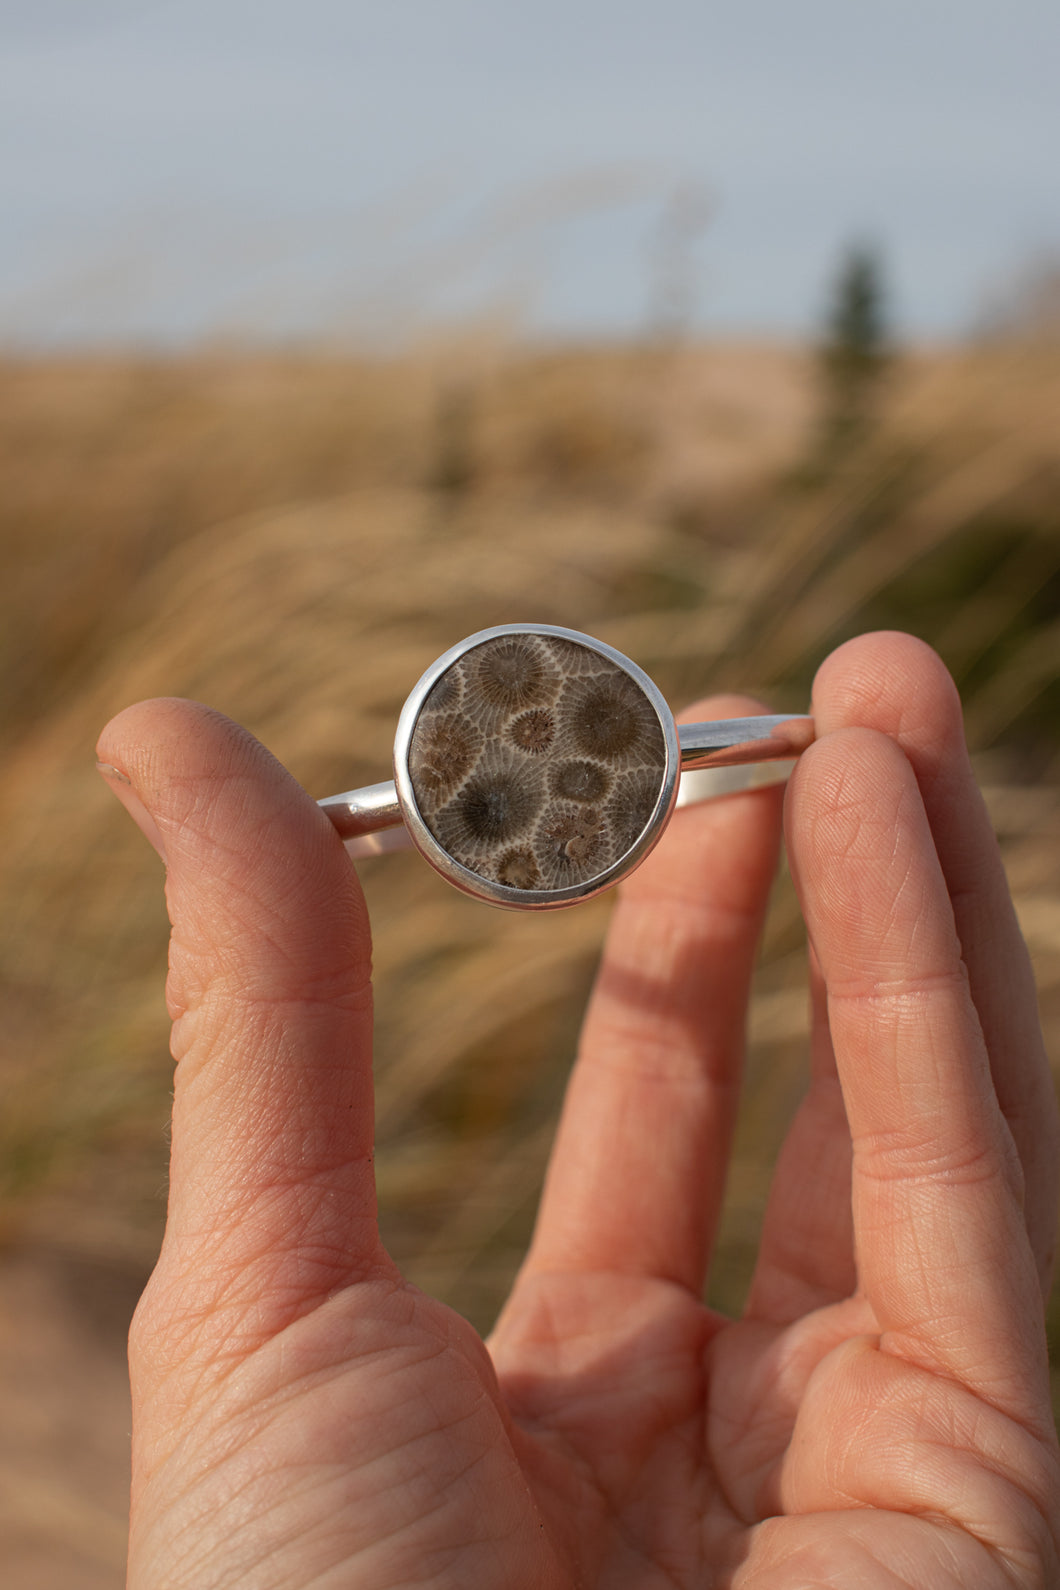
[1,0,1058,346]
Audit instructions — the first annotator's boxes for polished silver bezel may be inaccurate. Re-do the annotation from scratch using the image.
[392,623,681,911]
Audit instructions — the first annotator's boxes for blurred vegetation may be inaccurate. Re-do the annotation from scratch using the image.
[0,332,1058,1424]
[809,241,891,472]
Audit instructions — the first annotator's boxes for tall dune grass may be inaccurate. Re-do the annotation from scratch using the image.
[0,337,1057,1404]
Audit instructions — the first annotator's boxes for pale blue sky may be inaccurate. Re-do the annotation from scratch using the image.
[2,0,1057,345]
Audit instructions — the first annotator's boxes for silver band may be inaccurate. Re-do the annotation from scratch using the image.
[317,624,815,907]
[321,713,813,859]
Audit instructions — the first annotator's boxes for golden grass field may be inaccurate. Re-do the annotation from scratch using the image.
[0,336,1058,1584]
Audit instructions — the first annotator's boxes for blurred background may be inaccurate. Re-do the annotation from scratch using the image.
[1,2,1059,1583]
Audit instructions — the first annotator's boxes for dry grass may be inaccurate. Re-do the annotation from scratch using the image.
[0,335,1058,1579]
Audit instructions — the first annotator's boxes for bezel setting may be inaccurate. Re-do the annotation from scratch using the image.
[392,623,681,911]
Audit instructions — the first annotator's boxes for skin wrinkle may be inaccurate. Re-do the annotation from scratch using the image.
[138,1286,467,1498]
[169,1006,371,1102]
[136,1195,392,1370]
[166,984,369,1072]
[852,1126,1017,1191]
[164,1100,374,1221]
[565,1453,700,1586]
[515,1390,709,1558]
[879,1297,1051,1405]
[801,765,890,868]
[173,911,316,997]
[167,908,368,1013]
[168,1472,378,1590]
[259,1335,466,1436]
[496,1269,713,1400]
[173,1038,365,1134]
[825,964,973,1005]
[732,1521,929,1589]
[169,1001,372,1128]
[157,1210,384,1307]
[133,1405,270,1540]
[574,1016,741,1094]
[869,1286,1048,1437]
[824,1384,1059,1572]
[171,1210,383,1309]
[268,1391,492,1508]
[175,1144,373,1231]
[840,1027,1023,1200]
[525,1159,711,1291]
[173,871,350,970]
[584,966,749,1060]
[794,1370,971,1508]
[251,1406,528,1584]
[373,1502,531,1590]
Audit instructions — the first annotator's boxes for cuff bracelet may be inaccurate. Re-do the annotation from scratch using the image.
[319,624,812,911]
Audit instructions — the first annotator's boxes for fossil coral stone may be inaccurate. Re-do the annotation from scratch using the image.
[408,634,667,890]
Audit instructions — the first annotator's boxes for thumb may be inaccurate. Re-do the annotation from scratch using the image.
[97,698,381,1345]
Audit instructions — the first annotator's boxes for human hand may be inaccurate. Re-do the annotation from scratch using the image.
[97,631,1060,1588]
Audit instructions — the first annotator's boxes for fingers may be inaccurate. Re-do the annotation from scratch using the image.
[97,699,382,1346]
[787,727,1052,1426]
[522,696,784,1296]
[814,633,1058,1295]
[745,948,855,1321]
[750,631,1057,1326]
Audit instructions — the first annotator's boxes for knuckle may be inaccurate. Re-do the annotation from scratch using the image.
[854,1124,1015,1196]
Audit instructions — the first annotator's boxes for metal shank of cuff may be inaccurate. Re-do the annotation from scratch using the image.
[319,713,814,859]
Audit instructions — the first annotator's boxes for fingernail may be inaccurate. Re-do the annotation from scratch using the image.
[96,761,167,863]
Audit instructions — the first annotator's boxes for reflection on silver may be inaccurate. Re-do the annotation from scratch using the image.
[319,624,813,909]
[675,759,797,805]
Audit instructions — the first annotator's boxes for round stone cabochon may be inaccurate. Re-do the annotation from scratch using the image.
[407,633,667,891]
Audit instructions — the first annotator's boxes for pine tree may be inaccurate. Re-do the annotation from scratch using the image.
[815,242,890,466]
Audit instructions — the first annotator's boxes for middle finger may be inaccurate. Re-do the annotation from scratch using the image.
[522,695,784,1297]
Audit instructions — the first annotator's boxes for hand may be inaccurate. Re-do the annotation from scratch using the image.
[97,632,1060,1588]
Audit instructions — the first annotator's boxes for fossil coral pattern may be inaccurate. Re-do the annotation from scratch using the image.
[408,634,667,890]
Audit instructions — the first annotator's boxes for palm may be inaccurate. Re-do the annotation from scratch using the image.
[137,1269,1031,1588]
[102,634,1060,1588]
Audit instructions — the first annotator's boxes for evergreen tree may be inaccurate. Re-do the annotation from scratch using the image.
[816,242,890,465]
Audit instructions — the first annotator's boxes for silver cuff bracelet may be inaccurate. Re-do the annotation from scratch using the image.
[319,624,813,911]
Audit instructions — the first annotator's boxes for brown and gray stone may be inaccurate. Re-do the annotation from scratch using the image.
[408,634,666,890]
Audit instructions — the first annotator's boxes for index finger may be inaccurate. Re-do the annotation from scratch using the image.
[787,726,1052,1430]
